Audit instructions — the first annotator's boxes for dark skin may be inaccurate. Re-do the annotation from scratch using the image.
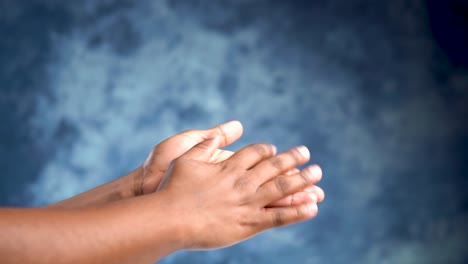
[0,121,325,263]
[157,136,323,250]
[49,121,324,209]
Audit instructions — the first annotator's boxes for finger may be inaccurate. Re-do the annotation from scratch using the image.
[182,136,222,161]
[308,185,325,203]
[285,168,300,176]
[181,120,243,148]
[256,165,322,206]
[209,120,243,147]
[249,145,310,185]
[225,143,277,169]
[149,121,243,167]
[303,185,315,193]
[261,202,318,228]
[267,191,316,207]
[211,149,234,163]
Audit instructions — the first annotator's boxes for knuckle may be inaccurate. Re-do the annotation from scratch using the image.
[288,195,295,206]
[233,176,253,191]
[299,169,311,184]
[151,146,163,159]
[269,157,284,171]
[274,176,290,195]
[219,161,230,172]
[190,143,211,155]
[272,211,285,226]
[170,157,182,167]
[251,143,270,157]
[296,205,307,218]
[287,148,303,163]
[214,126,228,146]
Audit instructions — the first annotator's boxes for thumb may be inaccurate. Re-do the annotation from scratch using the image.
[182,135,222,161]
[181,120,243,148]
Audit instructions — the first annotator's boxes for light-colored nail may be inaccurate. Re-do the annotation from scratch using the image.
[271,144,277,155]
[308,166,322,179]
[308,193,317,203]
[308,203,318,214]
[297,145,310,158]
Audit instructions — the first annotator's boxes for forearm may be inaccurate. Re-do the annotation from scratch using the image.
[47,167,143,209]
[0,192,184,264]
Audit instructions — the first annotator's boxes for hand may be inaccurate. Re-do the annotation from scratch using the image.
[138,121,243,195]
[140,120,324,206]
[48,120,323,210]
[156,136,324,250]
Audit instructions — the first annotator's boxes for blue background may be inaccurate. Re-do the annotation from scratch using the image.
[1,0,467,263]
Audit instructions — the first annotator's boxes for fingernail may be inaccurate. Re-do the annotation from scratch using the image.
[308,193,317,203]
[297,145,310,158]
[271,145,277,154]
[307,166,322,180]
[308,203,318,214]
[304,185,314,193]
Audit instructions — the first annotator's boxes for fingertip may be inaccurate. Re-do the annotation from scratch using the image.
[230,120,244,138]
[307,202,318,216]
[308,193,317,203]
[227,120,243,129]
[271,144,277,155]
[307,165,322,182]
[214,120,244,146]
[297,145,310,160]
[219,120,243,132]
[304,185,314,193]
[311,165,322,175]
[313,185,325,202]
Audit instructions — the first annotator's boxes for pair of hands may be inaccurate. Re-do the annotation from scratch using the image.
[41,120,324,259]
[139,120,324,208]
[138,121,325,250]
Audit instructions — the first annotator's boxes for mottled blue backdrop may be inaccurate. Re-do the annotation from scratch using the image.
[1,0,467,263]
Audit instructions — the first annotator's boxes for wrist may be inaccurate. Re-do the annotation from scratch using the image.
[126,166,145,197]
[154,190,195,250]
[151,190,189,250]
[47,167,143,209]
[108,191,187,260]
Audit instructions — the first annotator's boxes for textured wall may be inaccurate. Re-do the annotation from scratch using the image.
[1,0,467,263]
